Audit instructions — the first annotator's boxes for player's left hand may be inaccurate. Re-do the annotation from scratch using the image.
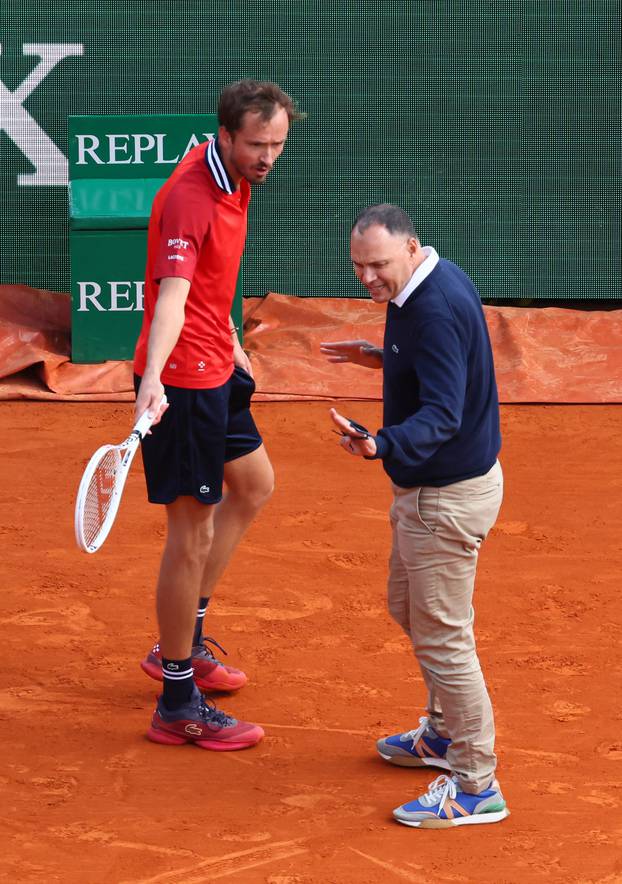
[233,341,254,378]
[330,408,377,458]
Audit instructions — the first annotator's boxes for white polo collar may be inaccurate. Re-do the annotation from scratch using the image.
[391,247,440,307]
[205,137,235,194]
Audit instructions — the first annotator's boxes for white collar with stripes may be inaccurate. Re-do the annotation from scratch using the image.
[391,246,440,308]
[205,138,236,194]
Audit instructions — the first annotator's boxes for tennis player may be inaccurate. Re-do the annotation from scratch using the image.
[321,204,510,826]
[133,80,303,749]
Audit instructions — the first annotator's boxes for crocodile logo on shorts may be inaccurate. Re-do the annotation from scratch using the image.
[185,724,203,736]
[199,485,210,494]
[392,344,399,354]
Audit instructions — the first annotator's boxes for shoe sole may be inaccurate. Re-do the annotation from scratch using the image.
[394,808,510,828]
[147,725,264,751]
[377,749,451,771]
[140,660,247,692]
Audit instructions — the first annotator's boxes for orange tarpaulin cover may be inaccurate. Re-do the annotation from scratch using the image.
[0,284,621,403]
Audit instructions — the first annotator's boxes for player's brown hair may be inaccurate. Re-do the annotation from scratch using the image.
[218,79,305,133]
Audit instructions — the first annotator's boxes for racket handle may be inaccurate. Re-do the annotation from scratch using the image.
[133,394,167,439]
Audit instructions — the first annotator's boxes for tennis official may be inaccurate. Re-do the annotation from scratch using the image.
[321,204,509,827]
[133,80,303,750]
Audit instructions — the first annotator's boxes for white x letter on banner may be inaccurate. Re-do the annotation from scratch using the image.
[0,42,84,185]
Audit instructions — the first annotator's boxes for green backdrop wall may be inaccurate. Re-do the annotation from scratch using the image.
[1,0,620,301]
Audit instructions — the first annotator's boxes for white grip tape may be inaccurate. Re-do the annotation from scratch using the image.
[133,394,167,439]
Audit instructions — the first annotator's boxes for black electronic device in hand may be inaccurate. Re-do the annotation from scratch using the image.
[332,417,371,439]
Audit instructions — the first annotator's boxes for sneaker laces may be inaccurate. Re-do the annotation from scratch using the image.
[193,635,228,666]
[400,716,430,748]
[196,694,235,729]
[418,774,459,809]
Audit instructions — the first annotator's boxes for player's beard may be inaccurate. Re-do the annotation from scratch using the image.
[228,153,271,185]
[246,165,271,185]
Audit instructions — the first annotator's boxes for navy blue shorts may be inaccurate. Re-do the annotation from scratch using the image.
[134,367,262,505]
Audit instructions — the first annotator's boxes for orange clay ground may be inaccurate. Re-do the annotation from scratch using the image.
[1,401,621,884]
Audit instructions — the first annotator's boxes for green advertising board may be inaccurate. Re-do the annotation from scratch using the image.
[2,2,621,309]
[69,113,244,363]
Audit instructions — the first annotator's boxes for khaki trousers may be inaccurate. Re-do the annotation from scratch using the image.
[387,460,503,793]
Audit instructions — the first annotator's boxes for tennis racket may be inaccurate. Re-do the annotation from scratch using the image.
[74,397,167,553]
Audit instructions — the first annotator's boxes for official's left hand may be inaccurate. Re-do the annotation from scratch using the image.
[330,408,377,457]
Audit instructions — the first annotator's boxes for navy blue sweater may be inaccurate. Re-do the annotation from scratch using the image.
[373,258,501,487]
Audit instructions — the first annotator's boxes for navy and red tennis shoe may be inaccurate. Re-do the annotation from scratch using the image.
[141,636,247,692]
[148,686,264,751]
[142,635,260,751]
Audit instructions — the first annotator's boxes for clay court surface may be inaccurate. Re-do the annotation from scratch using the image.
[1,400,621,883]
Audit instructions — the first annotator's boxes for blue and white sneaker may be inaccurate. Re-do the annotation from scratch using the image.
[377,716,451,770]
[393,774,510,828]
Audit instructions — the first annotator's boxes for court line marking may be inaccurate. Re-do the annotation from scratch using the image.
[74,834,195,858]
[508,748,580,762]
[259,722,369,735]
[219,752,254,766]
[349,847,427,882]
[170,846,308,883]
[121,839,308,884]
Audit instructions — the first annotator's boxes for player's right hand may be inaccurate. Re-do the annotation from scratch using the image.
[319,340,383,369]
[135,376,167,428]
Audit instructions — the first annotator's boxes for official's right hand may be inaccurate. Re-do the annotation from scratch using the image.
[329,408,377,458]
[319,340,383,369]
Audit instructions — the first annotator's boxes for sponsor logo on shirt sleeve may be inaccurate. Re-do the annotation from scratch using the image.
[167,237,189,249]
[166,236,190,262]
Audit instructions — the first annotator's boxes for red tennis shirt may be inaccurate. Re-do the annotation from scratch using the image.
[133,138,250,388]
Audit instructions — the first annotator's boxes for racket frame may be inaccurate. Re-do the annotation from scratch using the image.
[74,398,165,554]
